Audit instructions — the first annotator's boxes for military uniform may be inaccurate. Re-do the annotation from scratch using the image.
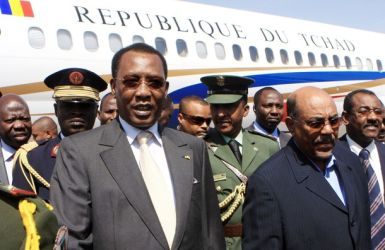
[12,68,107,201]
[13,137,61,201]
[0,184,59,250]
[202,75,279,250]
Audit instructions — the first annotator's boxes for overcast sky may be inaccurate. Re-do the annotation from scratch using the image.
[185,0,385,33]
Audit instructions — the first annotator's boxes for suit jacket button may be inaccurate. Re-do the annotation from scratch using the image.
[350,220,356,227]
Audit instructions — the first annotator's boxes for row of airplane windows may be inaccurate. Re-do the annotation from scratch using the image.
[28,27,384,72]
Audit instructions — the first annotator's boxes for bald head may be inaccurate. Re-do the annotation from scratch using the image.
[32,116,58,142]
[286,87,339,170]
[0,94,32,149]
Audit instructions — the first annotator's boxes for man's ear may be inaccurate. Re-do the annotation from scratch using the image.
[110,79,116,96]
[341,111,350,125]
[285,116,295,134]
[243,104,250,117]
[177,113,183,124]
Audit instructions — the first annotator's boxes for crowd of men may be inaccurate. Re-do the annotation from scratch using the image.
[0,42,385,249]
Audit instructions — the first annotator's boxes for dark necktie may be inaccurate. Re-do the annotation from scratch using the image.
[228,139,242,164]
[359,149,385,248]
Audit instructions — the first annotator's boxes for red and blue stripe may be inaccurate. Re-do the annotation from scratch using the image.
[0,0,34,17]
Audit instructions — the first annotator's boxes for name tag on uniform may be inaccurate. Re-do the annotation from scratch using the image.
[213,173,226,182]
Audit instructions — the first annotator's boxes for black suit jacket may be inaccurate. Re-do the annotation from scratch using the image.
[242,139,371,250]
[50,120,225,250]
[340,134,385,201]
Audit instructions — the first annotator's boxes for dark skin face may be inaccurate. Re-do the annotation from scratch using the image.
[111,51,169,129]
[286,87,339,171]
[54,100,98,137]
[377,115,385,143]
[254,89,284,134]
[98,95,118,125]
[0,94,32,149]
[178,101,211,138]
[342,93,383,148]
[211,99,249,138]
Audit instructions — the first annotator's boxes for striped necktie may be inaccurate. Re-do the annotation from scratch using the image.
[359,148,385,249]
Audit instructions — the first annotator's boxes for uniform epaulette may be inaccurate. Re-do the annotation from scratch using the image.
[0,184,36,198]
[14,141,51,193]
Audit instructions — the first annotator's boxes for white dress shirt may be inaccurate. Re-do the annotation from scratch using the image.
[252,121,281,148]
[1,139,16,184]
[119,117,175,204]
[346,135,384,201]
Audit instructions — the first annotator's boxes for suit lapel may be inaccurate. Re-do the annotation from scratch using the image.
[334,157,356,216]
[99,121,168,249]
[242,131,258,172]
[0,142,8,184]
[286,142,347,213]
[161,129,193,249]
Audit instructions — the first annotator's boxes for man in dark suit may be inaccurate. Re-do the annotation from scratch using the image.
[246,87,290,148]
[12,68,107,201]
[50,43,225,249]
[243,86,371,250]
[340,89,385,247]
[0,94,32,185]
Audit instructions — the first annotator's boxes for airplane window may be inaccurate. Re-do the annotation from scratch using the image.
[249,46,259,62]
[280,49,289,65]
[196,41,207,59]
[28,27,45,49]
[215,43,225,60]
[321,53,328,67]
[333,55,340,68]
[57,29,72,50]
[366,58,373,70]
[308,52,316,66]
[377,60,383,72]
[109,34,122,53]
[294,51,303,65]
[233,44,242,61]
[265,48,274,63]
[355,57,363,70]
[133,35,144,44]
[344,56,352,69]
[155,37,167,55]
[84,31,98,51]
[176,39,188,57]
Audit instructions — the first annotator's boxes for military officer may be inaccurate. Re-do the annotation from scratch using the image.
[0,183,59,249]
[202,75,279,250]
[12,68,107,201]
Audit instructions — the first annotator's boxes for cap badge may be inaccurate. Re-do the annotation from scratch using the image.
[216,76,225,87]
[69,71,84,85]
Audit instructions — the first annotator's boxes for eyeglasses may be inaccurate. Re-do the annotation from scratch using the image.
[113,77,166,90]
[355,107,383,116]
[181,113,211,126]
[296,116,340,130]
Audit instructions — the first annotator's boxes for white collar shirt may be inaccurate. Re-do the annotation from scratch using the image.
[346,135,384,201]
[119,117,175,203]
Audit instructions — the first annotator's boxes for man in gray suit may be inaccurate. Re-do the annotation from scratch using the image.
[50,43,225,250]
[247,87,290,148]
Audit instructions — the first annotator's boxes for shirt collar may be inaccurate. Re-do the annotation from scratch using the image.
[119,116,162,146]
[253,121,279,138]
[0,139,16,161]
[346,134,376,156]
[222,130,243,146]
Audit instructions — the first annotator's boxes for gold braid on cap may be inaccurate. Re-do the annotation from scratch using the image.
[53,85,100,101]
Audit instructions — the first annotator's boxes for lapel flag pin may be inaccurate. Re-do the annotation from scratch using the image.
[184,155,191,160]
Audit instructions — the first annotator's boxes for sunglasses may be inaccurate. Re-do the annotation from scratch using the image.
[181,113,211,126]
[114,77,166,90]
[301,116,341,130]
